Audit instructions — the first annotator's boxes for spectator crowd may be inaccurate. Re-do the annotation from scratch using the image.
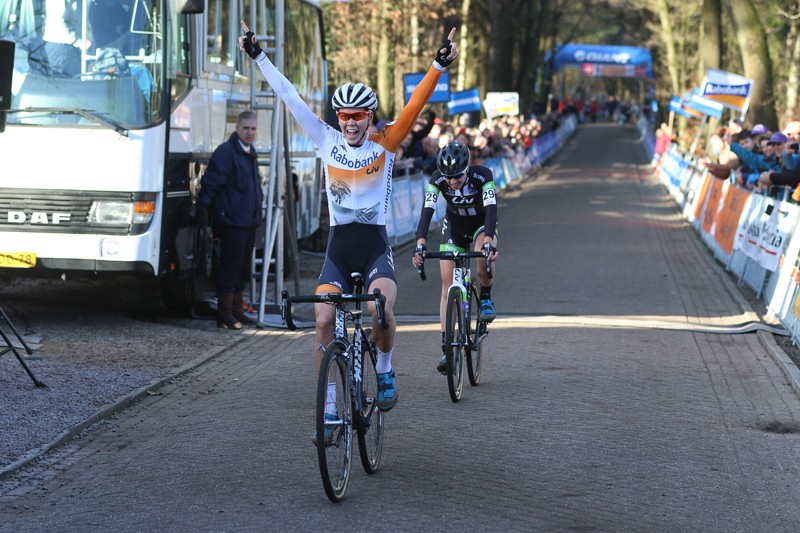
[694,118,800,200]
[367,109,568,179]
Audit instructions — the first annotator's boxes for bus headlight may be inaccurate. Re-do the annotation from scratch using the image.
[89,201,155,225]
[89,202,132,224]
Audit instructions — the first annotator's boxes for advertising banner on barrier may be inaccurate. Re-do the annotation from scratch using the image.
[701,178,724,235]
[700,68,753,115]
[692,172,712,221]
[713,184,750,254]
[734,198,800,272]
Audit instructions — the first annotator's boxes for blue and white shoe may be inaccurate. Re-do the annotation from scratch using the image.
[479,299,496,322]
[376,370,398,412]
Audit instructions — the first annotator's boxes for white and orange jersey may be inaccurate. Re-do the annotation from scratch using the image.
[254,52,443,226]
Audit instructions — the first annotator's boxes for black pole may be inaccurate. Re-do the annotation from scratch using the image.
[0,39,15,133]
[0,306,46,387]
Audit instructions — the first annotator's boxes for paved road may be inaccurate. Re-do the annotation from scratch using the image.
[3,123,800,531]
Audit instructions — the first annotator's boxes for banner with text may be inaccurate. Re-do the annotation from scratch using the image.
[403,71,450,104]
[483,92,519,119]
[700,68,753,115]
[734,197,800,272]
[448,87,482,115]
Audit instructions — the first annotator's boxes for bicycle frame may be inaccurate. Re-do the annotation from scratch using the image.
[282,284,387,430]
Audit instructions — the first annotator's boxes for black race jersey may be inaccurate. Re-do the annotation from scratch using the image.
[415,164,498,241]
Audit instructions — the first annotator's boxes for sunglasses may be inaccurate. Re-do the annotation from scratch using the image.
[337,111,370,122]
[444,174,465,181]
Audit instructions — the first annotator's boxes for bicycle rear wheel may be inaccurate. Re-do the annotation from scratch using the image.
[357,328,384,474]
[467,285,484,386]
[316,342,353,502]
[445,286,464,402]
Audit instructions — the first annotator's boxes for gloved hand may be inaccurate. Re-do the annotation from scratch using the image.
[191,205,208,227]
[240,20,263,59]
[434,28,458,69]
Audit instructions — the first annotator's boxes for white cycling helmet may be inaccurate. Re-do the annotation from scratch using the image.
[331,82,378,111]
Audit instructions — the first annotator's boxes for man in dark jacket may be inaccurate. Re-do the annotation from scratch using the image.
[196,110,264,329]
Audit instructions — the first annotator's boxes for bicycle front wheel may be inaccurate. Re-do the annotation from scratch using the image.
[467,285,484,386]
[357,328,384,474]
[445,286,464,402]
[316,341,353,502]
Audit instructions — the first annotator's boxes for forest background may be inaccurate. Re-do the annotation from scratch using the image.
[322,0,800,132]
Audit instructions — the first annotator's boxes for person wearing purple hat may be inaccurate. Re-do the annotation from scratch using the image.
[770,131,788,144]
[731,125,785,190]
[754,132,799,192]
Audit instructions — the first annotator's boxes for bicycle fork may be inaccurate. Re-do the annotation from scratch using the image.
[450,267,469,346]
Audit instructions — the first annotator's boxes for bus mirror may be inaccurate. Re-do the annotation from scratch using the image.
[0,40,14,133]
[179,0,204,14]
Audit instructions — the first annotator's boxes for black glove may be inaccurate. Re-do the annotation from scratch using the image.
[243,31,263,60]
[191,205,208,227]
[434,37,455,68]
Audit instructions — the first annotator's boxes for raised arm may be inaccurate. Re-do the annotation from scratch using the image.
[381,28,459,151]
[239,21,327,145]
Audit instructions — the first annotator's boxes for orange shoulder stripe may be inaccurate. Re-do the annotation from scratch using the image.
[377,65,442,151]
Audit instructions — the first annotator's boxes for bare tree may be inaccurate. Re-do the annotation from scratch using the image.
[656,0,681,95]
[698,0,722,81]
[779,5,800,122]
[727,0,777,126]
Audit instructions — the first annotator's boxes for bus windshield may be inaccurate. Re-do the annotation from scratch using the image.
[2,0,164,129]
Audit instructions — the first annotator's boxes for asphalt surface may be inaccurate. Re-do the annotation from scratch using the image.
[3,122,800,531]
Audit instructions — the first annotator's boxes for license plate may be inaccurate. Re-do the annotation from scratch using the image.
[0,253,37,268]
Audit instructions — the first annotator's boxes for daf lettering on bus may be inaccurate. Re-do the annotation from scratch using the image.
[7,211,72,224]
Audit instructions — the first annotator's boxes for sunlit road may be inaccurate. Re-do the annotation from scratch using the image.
[3,122,800,531]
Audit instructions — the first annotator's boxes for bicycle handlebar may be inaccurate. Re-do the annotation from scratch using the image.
[417,249,494,281]
[281,289,388,331]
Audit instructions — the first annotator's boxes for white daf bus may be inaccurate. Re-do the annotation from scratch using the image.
[0,0,326,309]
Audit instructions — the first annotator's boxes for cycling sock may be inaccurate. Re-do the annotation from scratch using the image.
[441,331,446,352]
[376,348,393,374]
[480,285,492,300]
[326,382,337,415]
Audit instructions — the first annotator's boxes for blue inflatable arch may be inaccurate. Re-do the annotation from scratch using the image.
[547,43,654,79]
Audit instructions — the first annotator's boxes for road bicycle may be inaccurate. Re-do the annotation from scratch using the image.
[417,244,493,402]
[281,273,388,502]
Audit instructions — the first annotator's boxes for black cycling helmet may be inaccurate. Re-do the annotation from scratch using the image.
[437,140,470,177]
[331,82,378,111]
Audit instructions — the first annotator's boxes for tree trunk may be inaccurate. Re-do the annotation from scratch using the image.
[409,0,419,73]
[728,0,778,126]
[376,0,392,117]
[656,0,680,95]
[487,0,502,91]
[456,0,471,91]
[698,0,722,81]
[785,13,800,123]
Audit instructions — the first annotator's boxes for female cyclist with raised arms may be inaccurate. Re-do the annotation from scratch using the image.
[240,22,459,423]
[412,140,499,373]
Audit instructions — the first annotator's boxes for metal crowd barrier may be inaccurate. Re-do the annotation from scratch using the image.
[654,142,800,346]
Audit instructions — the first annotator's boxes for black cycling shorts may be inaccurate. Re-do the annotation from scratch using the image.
[439,216,498,251]
[316,223,396,294]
